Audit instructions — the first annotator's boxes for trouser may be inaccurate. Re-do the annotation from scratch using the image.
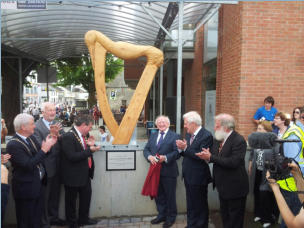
[64,179,92,225]
[14,192,44,228]
[41,174,62,227]
[253,169,277,223]
[184,180,209,228]
[219,195,247,228]
[155,176,177,223]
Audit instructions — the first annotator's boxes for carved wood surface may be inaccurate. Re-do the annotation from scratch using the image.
[85,30,163,144]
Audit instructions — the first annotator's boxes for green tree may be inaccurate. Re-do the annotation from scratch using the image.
[52,54,123,108]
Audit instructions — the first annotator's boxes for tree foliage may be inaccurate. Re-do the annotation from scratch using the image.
[51,54,123,107]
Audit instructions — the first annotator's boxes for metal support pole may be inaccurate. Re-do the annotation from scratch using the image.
[46,65,49,101]
[159,45,164,115]
[18,58,23,112]
[176,0,184,134]
[152,76,156,122]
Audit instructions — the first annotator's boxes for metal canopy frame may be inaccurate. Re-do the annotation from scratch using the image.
[1,0,237,133]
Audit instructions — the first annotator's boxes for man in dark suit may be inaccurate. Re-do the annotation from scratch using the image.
[143,115,179,228]
[197,113,249,228]
[176,111,213,228]
[60,114,100,228]
[7,113,57,228]
[33,102,66,227]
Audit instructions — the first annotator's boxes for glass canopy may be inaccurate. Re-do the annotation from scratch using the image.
[1,0,236,62]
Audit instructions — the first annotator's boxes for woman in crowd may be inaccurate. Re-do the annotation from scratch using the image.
[273,112,290,139]
[291,107,301,126]
[248,121,278,227]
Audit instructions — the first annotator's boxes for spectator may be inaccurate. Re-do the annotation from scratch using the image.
[99,125,111,144]
[93,106,100,126]
[33,102,66,227]
[1,118,8,143]
[248,121,278,227]
[7,113,57,228]
[253,96,278,125]
[292,106,302,126]
[1,153,11,225]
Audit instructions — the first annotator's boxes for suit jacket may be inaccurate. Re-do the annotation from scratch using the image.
[7,134,47,199]
[143,130,179,178]
[60,127,95,187]
[182,127,213,186]
[33,118,64,177]
[210,131,249,199]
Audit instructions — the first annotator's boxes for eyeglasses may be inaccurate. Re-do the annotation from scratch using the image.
[294,111,300,114]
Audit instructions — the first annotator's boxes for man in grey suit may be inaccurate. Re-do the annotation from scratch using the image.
[143,115,180,228]
[33,102,66,227]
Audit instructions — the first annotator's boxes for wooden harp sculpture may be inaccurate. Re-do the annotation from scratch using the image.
[85,30,164,144]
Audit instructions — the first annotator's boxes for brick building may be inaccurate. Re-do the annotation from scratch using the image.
[125,1,304,138]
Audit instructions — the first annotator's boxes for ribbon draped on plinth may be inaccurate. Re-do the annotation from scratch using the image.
[141,155,162,199]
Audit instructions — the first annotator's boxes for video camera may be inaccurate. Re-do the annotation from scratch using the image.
[248,132,300,180]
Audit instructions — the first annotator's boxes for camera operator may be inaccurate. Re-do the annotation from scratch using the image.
[273,112,304,228]
[248,121,277,227]
[267,162,304,228]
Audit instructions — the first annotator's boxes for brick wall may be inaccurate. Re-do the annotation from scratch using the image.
[217,2,304,138]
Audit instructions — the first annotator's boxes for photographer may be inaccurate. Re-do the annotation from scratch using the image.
[267,162,304,228]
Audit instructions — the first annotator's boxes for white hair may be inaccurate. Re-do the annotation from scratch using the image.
[183,111,202,126]
[41,102,55,112]
[214,113,235,130]
[155,115,170,126]
[13,113,34,132]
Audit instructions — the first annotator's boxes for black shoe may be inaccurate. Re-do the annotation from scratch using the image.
[151,217,166,224]
[50,218,67,226]
[78,218,98,226]
[163,221,174,228]
[68,223,78,228]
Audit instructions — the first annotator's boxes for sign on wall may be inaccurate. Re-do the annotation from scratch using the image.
[205,90,216,135]
[110,90,117,100]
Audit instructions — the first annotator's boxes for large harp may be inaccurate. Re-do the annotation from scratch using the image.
[85,30,163,144]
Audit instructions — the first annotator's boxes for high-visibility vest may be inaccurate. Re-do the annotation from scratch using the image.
[277,125,304,191]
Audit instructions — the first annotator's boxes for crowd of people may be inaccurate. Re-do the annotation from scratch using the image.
[1,96,304,228]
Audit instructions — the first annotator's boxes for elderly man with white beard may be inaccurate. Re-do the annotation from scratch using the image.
[196,113,249,228]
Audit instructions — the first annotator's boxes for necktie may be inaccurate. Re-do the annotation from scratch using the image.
[157,131,165,148]
[82,135,92,169]
[219,142,223,153]
[190,134,195,145]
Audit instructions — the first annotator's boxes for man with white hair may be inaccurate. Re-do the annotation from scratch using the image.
[144,115,179,228]
[197,113,249,228]
[33,102,66,227]
[176,111,213,228]
[7,113,57,228]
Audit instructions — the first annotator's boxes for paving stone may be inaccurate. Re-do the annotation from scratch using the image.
[131,217,142,223]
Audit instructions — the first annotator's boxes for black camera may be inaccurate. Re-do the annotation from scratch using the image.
[263,150,293,180]
[248,132,300,180]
